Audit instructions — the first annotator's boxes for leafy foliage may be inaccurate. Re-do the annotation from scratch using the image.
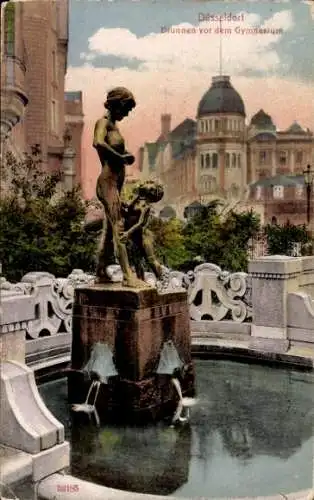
[148,202,261,273]
[182,203,260,272]
[265,222,311,256]
[0,149,99,282]
[148,216,190,269]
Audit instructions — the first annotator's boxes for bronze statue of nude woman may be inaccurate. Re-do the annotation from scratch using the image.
[93,87,148,287]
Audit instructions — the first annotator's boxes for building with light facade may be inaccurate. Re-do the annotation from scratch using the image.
[139,75,314,223]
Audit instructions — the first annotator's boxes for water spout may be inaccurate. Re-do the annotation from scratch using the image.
[83,342,118,383]
[156,340,184,375]
[71,343,118,426]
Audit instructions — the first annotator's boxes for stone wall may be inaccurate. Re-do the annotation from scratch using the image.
[1,257,314,372]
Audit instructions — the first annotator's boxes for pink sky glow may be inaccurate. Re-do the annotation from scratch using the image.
[70,68,314,199]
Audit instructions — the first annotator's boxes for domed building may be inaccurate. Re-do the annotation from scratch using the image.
[138,74,314,221]
[196,75,247,205]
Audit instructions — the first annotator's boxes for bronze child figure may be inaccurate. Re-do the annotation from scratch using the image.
[93,87,147,287]
[120,180,164,281]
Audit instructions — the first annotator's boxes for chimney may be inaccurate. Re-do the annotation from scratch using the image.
[138,146,144,172]
[161,114,171,139]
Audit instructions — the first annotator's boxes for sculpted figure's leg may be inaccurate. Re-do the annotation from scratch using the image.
[95,217,114,281]
[142,230,163,279]
[95,178,115,281]
[112,221,149,288]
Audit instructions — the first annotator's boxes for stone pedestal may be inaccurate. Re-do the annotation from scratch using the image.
[249,256,302,353]
[68,284,195,424]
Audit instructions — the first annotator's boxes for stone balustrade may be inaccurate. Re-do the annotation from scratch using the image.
[1,256,314,373]
[1,257,314,499]
[0,276,70,500]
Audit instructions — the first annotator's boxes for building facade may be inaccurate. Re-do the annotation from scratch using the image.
[1,0,83,192]
[139,75,314,221]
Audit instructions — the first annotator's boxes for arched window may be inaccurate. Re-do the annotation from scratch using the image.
[232,153,237,167]
[212,153,218,168]
[225,152,230,168]
[200,154,204,169]
[273,185,284,199]
[206,153,210,168]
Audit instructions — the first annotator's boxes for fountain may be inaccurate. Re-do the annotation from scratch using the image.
[67,87,195,424]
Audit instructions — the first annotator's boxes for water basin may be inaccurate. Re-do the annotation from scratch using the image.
[39,359,314,498]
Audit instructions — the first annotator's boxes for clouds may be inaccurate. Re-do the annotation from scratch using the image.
[67,8,314,199]
[81,9,294,76]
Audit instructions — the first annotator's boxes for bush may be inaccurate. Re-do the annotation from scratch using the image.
[0,149,99,282]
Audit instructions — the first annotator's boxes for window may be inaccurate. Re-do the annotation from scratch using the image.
[232,153,237,168]
[273,185,284,199]
[237,154,241,168]
[51,100,58,133]
[295,185,303,199]
[212,152,218,168]
[4,2,15,56]
[225,152,230,168]
[52,50,58,82]
[296,151,303,164]
[256,186,262,200]
[259,151,267,165]
[200,121,204,133]
[200,154,204,169]
[279,151,287,165]
[215,119,219,131]
[205,153,210,168]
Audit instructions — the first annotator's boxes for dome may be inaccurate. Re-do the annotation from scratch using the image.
[285,121,307,134]
[250,109,274,127]
[197,76,245,118]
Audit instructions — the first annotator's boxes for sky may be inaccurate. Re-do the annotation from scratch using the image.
[65,0,314,199]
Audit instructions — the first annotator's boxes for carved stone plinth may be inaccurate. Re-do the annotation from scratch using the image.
[68,284,195,424]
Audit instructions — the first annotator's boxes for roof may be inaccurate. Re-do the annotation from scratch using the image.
[197,75,245,118]
[170,118,196,139]
[250,109,274,127]
[251,132,277,141]
[251,174,305,188]
[284,121,308,134]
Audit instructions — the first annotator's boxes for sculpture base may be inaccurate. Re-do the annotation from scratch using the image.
[68,284,195,424]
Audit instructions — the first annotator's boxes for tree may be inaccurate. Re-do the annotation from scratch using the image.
[0,149,99,282]
[148,216,190,269]
[183,204,260,272]
[265,221,311,256]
